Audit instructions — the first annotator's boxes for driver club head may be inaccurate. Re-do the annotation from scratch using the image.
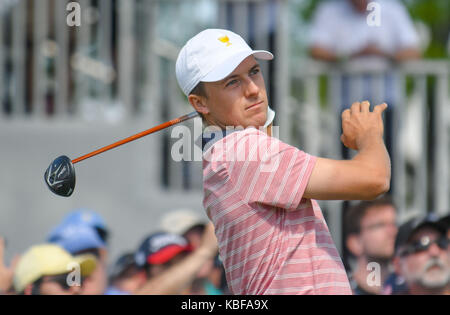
[44,155,76,197]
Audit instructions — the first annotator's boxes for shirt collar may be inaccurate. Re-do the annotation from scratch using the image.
[202,128,238,152]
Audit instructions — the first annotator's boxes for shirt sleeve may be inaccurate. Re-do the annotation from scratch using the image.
[224,129,317,211]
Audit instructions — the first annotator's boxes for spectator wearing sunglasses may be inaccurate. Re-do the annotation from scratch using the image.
[390,214,449,295]
[47,209,109,295]
[13,244,96,295]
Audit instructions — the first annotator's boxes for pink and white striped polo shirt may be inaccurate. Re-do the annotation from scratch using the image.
[202,127,352,295]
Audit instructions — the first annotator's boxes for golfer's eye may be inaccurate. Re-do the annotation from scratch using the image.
[226,79,239,87]
[250,68,260,76]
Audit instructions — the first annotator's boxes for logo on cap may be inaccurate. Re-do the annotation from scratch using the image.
[218,35,232,47]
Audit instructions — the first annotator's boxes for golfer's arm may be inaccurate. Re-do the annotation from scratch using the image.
[303,137,390,200]
[135,248,213,295]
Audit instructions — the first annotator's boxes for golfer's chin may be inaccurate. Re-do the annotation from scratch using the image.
[245,111,267,129]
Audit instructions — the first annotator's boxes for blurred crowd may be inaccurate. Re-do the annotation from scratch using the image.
[344,197,450,295]
[0,208,228,295]
[0,202,448,295]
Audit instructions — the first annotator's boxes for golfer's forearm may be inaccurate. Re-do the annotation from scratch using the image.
[353,136,391,195]
[135,248,212,295]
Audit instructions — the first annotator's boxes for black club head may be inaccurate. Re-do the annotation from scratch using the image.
[44,155,76,197]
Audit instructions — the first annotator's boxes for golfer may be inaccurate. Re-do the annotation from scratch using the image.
[175,29,390,295]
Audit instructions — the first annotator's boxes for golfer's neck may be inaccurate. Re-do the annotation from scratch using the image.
[204,122,272,136]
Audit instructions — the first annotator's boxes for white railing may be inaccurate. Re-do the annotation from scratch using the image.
[0,0,286,120]
[0,0,289,190]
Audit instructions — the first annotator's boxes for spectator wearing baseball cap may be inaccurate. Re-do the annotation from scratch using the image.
[161,209,206,248]
[47,209,109,295]
[127,223,218,295]
[135,232,193,281]
[56,208,109,244]
[47,223,107,255]
[105,253,143,295]
[13,244,96,295]
[105,228,219,295]
[389,214,449,295]
[105,232,195,294]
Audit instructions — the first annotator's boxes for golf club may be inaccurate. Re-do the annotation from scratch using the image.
[44,111,200,197]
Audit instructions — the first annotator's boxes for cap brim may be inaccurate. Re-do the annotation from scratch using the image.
[39,253,97,279]
[202,50,273,83]
[414,221,447,236]
[147,244,193,265]
[75,254,97,277]
[396,219,448,252]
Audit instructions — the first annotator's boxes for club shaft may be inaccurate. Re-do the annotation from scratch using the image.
[71,111,200,164]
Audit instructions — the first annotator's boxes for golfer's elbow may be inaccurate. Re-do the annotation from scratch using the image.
[371,177,390,199]
[362,172,390,200]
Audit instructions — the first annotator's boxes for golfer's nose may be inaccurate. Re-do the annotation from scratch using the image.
[244,77,259,98]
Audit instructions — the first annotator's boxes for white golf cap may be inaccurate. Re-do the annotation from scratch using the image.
[176,29,274,96]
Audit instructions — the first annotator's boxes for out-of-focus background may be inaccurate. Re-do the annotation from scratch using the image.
[0,0,449,271]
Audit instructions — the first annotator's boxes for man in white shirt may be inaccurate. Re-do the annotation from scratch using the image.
[309,0,421,62]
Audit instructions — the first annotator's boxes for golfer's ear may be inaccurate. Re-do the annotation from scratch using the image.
[188,94,209,115]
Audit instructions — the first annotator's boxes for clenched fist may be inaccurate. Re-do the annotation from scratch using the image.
[341,101,387,151]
